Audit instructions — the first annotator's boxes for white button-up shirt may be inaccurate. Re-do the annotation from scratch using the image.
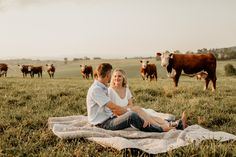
[86,80,113,125]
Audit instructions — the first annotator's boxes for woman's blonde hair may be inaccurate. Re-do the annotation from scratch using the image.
[110,68,128,88]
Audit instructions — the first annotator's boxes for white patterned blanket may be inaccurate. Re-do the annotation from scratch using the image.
[48,115,236,154]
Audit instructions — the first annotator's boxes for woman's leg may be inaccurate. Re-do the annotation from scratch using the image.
[129,106,175,131]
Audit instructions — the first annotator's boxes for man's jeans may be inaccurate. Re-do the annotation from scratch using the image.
[97,111,163,132]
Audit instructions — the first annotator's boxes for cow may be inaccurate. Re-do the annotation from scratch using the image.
[46,64,56,78]
[18,64,32,78]
[28,66,43,78]
[196,71,208,80]
[140,60,157,81]
[80,64,93,79]
[156,51,217,91]
[0,63,8,77]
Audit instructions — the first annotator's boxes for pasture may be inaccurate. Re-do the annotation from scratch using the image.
[0,58,236,156]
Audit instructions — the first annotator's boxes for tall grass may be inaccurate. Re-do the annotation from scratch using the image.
[0,59,236,156]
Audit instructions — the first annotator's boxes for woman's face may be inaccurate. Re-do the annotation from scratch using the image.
[112,71,124,87]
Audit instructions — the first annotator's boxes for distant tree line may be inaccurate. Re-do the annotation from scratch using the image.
[196,47,236,60]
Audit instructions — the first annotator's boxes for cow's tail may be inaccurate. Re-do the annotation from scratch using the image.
[7,66,17,72]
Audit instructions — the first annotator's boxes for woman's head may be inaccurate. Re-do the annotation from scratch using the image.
[110,68,128,88]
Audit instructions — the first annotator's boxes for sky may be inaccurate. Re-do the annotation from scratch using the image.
[0,0,235,60]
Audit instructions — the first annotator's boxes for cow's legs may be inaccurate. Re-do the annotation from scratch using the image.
[204,78,210,90]
[173,71,181,87]
[211,75,217,91]
[154,73,157,81]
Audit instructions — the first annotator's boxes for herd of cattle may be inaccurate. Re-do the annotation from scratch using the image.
[0,52,217,91]
[0,64,56,78]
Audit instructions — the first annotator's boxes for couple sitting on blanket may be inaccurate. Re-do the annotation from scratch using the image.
[86,63,187,132]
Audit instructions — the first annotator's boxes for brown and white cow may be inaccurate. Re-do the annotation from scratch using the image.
[156,51,217,91]
[18,64,32,78]
[28,66,43,78]
[196,71,208,80]
[80,64,93,79]
[46,64,56,78]
[0,63,8,77]
[140,60,157,81]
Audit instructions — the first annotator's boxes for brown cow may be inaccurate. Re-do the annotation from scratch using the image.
[28,66,43,78]
[46,64,56,78]
[80,64,93,79]
[18,64,32,78]
[156,51,217,91]
[140,60,157,81]
[0,63,8,77]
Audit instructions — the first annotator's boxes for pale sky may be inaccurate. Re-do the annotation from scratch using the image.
[0,0,235,60]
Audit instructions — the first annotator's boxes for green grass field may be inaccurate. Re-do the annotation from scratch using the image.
[0,59,236,156]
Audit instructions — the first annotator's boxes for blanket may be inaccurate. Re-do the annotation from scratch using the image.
[48,115,236,154]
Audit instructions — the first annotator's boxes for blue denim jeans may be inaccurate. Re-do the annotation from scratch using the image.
[97,111,163,132]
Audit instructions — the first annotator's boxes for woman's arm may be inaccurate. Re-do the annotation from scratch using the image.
[127,98,169,127]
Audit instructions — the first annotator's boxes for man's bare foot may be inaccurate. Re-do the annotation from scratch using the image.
[181,111,188,129]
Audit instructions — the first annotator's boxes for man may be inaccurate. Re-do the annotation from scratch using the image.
[86,63,186,132]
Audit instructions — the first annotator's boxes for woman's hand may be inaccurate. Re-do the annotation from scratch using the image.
[142,119,151,128]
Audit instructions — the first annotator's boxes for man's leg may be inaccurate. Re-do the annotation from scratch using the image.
[100,111,163,132]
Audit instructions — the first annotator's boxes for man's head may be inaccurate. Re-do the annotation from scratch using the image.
[96,63,113,84]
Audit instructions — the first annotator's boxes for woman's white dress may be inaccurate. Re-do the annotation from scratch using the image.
[108,87,175,121]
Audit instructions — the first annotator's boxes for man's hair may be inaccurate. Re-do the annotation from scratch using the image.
[96,63,113,78]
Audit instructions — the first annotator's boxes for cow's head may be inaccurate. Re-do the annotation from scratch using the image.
[140,60,149,69]
[46,64,53,70]
[80,64,87,72]
[18,64,23,70]
[156,51,173,67]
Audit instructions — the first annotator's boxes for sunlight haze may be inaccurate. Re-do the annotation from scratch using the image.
[0,0,235,60]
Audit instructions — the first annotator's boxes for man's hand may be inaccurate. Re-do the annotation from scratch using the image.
[106,101,127,116]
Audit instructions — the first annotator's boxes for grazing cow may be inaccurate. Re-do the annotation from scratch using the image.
[46,64,56,78]
[196,71,208,80]
[28,66,43,78]
[80,64,93,79]
[0,63,8,77]
[18,64,32,78]
[140,60,157,81]
[156,51,217,91]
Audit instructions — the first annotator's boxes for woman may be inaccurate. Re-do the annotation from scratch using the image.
[108,68,187,131]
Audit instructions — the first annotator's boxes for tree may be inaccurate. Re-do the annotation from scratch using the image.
[64,57,68,64]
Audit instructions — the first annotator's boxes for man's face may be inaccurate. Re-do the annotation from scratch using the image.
[106,70,112,84]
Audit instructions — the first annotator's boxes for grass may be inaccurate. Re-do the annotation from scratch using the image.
[0,59,236,156]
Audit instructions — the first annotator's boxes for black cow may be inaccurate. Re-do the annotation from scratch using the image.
[18,64,32,78]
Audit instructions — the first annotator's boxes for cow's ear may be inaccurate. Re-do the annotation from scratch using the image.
[156,52,162,56]
[140,60,143,63]
[169,53,174,59]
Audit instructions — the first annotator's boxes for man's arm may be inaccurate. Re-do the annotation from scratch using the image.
[106,101,127,116]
